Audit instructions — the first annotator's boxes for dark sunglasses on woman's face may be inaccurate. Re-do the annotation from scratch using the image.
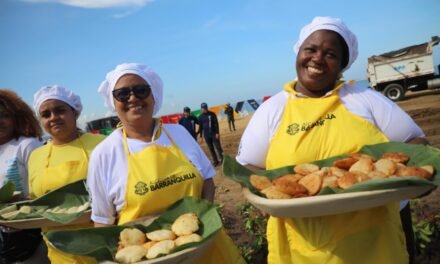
[112,85,151,102]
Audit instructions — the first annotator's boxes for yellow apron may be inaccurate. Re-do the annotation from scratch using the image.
[265,80,408,264]
[118,124,244,264]
[32,137,96,264]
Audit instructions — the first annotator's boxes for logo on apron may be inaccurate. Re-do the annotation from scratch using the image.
[287,113,336,135]
[134,181,149,195]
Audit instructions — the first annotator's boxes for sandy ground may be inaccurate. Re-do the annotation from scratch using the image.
[198,89,440,263]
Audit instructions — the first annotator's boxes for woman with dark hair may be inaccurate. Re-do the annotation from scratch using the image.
[0,89,46,263]
[237,17,426,263]
[88,63,244,263]
[28,85,104,263]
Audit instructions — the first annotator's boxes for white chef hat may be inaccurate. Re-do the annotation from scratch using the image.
[293,16,358,72]
[97,63,163,116]
[33,85,82,115]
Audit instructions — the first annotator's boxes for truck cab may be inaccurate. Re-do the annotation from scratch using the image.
[367,36,440,101]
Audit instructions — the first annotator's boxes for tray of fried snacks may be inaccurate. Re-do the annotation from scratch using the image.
[44,197,221,264]
[223,142,440,218]
[0,180,91,229]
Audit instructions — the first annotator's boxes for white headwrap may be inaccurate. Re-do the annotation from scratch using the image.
[97,63,163,116]
[293,16,358,72]
[33,85,82,115]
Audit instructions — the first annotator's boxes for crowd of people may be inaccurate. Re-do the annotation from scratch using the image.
[0,16,432,264]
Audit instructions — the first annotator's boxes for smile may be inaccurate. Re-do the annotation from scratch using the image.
[307,66,324,75]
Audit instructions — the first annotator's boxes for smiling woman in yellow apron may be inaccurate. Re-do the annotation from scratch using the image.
[29,85,105,263]
[236,17,428,264]
[87,63,244,263]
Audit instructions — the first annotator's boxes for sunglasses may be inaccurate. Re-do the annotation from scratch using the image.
[112,85,151,102]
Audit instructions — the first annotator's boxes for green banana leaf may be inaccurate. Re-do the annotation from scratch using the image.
[0,180,89,224]
[44,196,222,262]
[223,142,440,196]
[0,181,16,203]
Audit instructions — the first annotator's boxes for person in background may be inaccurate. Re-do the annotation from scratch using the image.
[29,85,105,263]
[236,16,426,264]
[88,62,244,263]
[224,103,236,132]
[198,103,223,166]
[178,106,199,140]
[0,89,48,264]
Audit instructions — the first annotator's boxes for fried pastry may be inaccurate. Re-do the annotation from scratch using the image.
[368,171,387,179]
[421,165,435,176]
[322,176,338,188]
[272,174,303,185]
[381,152,410,164]
[115,245,147,264]
[261,186,292,199]
[273,176,308,196]
[329,167,346,178]
[146,229,176,241]
[146,240,175,260]
[174,233,203,247]
[337,172,358,189]
[294,163,319,175]
[142,241,157,251]
[352,171,369,182]
[298,173,322,195]
[349,158,374,174]
[120,228,146,247]
[249,174,273,190]
[349,153,376,162]
[333,157,357,170]
[374,159,397,176]
[396,166,433,180]
[171,213,199,236]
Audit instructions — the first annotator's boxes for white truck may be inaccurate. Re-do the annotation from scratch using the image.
[367,36,440,101]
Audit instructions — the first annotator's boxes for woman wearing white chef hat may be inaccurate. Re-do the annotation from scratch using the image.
[29,85,105,263]
[236,16,428,263]
[87,63,245,263]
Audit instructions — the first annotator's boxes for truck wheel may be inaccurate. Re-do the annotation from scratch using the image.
[383,83,405,101]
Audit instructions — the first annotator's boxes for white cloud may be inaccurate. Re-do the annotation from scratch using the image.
[21,0,153,9]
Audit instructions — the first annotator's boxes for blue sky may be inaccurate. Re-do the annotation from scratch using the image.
[1,0,439,128]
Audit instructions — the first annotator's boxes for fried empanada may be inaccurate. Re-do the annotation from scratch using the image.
[115,245,147,264]
[298,173,322,195]
[171,213,199,236]
[273,176,308,196]
[120,228,146,247]
[351,171,369,182]
[329,167,346,178]
[337,172,358,189]
[349,158,374,174]
[381,152,410,164]
[421,165,435,177]
[368,171,387,179]
[333,157,357,170]
[272,174,303,185]
[146,229,176,241]
[322,176,338,188]
[146,240,175,260]
[374,159,397,176]
[142,241,157,251]
[294,163,319,175]
[174,233,203,247]
[396,166,433,180]
[249,174,273,191]
[349,153,376,162]
[261,186,292,199]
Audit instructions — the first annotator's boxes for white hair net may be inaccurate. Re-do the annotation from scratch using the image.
[97,63,163,116]
[33,85,82,115]
[293,16,358,72]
